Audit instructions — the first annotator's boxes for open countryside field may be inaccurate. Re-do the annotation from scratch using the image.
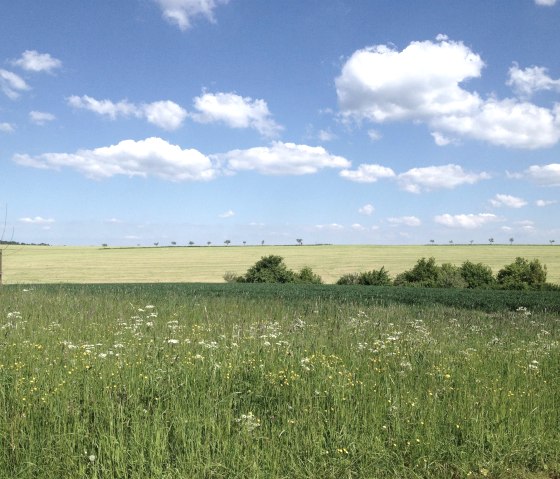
[0,284,558,478]
[2,244,560,285]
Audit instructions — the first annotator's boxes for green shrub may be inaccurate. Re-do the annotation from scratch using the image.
[357,267,392,286]
[336,273,361,285]
[496,257,547,290]
[241,255,296,283]
[394,257,440,287]
[436,263,467,288]
[296,266,323,284]
[459,261,495,289]
[234,256,322,284]
[336,268,391,286]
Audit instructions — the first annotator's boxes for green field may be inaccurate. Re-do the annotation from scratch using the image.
[0,283,558,478]
[2,244,560,284]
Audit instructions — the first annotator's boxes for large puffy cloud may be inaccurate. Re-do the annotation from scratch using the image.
[434,213,499,229]
[219,142,350,175]
[191,92,283,137]
[340,164,395,183]
[432,99,560,149]
[397,164,490,193]
[153,0,228,30]
[336,38,484,123]
[12,50,62,73]
[13,137,217,181]
[336,37,560,149]
[507,64,560,97]
[0,69,30,99]
[13,139,350,180]
[68,95,187,130]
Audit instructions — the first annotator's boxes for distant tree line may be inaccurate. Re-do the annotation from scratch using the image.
[0,240,49,246]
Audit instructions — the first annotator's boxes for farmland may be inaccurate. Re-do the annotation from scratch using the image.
[0,283,558,478]
[2,244,560,284]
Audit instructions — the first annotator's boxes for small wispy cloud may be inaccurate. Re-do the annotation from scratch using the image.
[19,216,55,224]
[218,210,235,218]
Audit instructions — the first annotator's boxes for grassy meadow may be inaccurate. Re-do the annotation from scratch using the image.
[2,244,560,284]
[0,283,558,478]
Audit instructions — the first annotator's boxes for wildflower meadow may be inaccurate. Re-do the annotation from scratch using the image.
[0,283,558,478]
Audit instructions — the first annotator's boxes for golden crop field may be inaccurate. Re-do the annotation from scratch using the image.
[2,244,559,285]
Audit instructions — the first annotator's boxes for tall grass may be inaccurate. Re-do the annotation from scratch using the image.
[0,284,558,478]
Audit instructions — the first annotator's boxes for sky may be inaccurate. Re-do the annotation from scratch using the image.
[1,0,560,246]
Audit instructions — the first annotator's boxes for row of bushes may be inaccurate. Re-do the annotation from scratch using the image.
[338,256,554,290]
[225,255,558,291]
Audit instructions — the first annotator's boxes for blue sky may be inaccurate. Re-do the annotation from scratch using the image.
[1,0,559,246]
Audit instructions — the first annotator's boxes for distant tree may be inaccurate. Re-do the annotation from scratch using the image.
[171,241,177,246]
[470,240,474,245]
[550,240,556,245]
[261,240,265,246]
[243,241,246,246]
[509,237,514,245]
[188,241,194,246]
[224,240,231,246]
[488,237,494,245]
[296,238,303,246]
[102,243,108,248]
[449,240,454,245]
[207,241,212,246]
[154,242,159,247]
[430,239,435,245]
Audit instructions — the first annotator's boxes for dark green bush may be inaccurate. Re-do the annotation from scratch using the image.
[357,267,392,286]
[496,257,547,290]
[336,268,391,286]
[394,257,441,287]
[234,255,322,284]
[459,261,495,289]
[336,273,361,285]
[436,263,467,288]
[296,266,323,284]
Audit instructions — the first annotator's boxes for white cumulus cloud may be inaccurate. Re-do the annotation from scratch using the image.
[153,0,229,30]
[13,137,217,182]
[535,0,557,5]
[67,95,187,130]
[220,141,350,175]
[397,164,490,193]
[490,194,527,208]
[30,111,56,125]
[515,163,560,186]
[434,213,499,229]
[12,50,62,73]
[191,92,282,137]
[336,37,560,149]
[0,69,30,99]
[142,100,188,130]
[340,163,395,183]
[507,63,560,97]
